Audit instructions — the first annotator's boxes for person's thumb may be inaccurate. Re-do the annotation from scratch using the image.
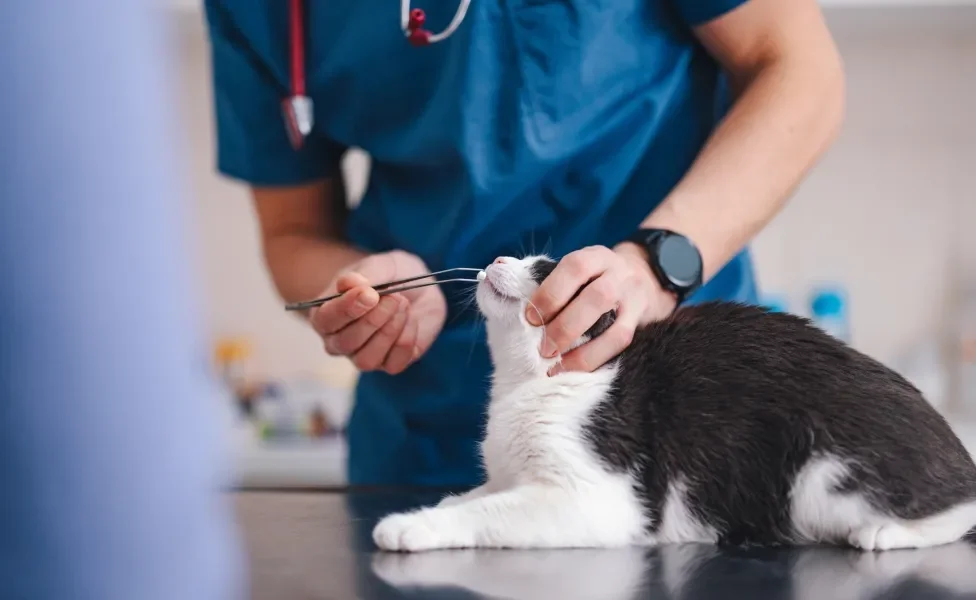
[335,271,370,293]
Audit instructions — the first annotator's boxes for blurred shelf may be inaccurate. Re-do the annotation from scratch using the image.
[231,422,348,488]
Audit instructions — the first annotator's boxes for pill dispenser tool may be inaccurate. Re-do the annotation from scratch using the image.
[284,268,486,312]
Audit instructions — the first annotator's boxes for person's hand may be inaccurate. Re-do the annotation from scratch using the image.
[526,244,676,375]
[309,250,446,375]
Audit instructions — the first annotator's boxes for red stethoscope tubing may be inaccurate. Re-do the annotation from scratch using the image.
[284,0,470,149]
[289,0,305,99]
[283,0,311,149]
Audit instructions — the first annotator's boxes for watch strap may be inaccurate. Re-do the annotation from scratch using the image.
[624,228,703,305]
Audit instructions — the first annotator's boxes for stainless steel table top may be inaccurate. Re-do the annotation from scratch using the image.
[236,490,976,599]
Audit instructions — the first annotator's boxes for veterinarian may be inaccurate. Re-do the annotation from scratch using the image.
[204,0,844,486]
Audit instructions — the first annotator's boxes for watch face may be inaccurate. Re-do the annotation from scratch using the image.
[658,235,702,287]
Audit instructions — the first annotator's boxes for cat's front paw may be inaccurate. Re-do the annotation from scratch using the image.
[372,510,472,552]
[849,523,928,551]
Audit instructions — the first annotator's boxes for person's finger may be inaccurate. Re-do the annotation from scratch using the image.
[350,296,409,371]
[325,295,402,356]
[383,313,420,375]
[335,272,371,293]
[539,272,622,358]
[526,246,613,326]
[549,307,639,375]
[311,285,379,336]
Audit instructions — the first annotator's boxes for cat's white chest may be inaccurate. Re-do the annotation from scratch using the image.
[480,371,619,485]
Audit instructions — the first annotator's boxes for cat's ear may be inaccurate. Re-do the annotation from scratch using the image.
[584,309,617,341]
[528,257,558,285]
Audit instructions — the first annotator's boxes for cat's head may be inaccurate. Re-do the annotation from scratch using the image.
[475,255,616,378]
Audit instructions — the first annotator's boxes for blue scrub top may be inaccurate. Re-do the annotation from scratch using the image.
[205,0,757,487]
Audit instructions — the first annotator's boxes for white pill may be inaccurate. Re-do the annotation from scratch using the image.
[477,270,486,281]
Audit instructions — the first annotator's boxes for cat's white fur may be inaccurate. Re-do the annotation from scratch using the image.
[372,256,976,552]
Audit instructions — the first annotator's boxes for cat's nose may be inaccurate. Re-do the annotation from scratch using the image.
[493,257,510,265]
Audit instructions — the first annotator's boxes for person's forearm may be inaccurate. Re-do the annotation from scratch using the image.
[252,178,367,307]
[262,233,366,305]
[632,51,845,280]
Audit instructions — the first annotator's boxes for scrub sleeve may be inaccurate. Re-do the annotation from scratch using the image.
[204,1,345,186]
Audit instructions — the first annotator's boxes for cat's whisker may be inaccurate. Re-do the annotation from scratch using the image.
[464,313,487,367]
[445,283,483,330]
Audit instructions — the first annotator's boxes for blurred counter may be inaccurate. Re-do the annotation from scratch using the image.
[230,420,347,488]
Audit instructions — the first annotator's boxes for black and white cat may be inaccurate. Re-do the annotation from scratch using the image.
[372,255,976,552]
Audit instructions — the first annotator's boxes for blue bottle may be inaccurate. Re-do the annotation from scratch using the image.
[810,286,851,344]
[761,293,790,314]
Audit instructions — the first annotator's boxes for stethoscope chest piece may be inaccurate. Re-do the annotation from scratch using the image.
[283,95,313,150]
[406,9,432,46]
[285,0,313,150]
[401,1,471,46]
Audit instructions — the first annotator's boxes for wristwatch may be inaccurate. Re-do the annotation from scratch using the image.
[623,228,703,305]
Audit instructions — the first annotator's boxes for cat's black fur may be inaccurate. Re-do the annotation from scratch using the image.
[530,256,976,546]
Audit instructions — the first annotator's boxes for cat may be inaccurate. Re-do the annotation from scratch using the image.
[372,255,976,553]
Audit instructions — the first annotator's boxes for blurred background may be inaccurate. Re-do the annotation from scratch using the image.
[164,3,975,488]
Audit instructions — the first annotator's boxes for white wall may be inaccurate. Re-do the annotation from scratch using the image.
[169,7,976,392]
[752,8,976,364]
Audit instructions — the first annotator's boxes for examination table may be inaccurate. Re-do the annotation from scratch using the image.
[236,490,976,599]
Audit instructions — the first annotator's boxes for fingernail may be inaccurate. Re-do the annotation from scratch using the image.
[526,310,542,327]
[412,346,421,360]
[541,339,558,358]
[357,289,378,309]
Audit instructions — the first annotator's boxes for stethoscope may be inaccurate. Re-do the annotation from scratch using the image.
[283,0,472,150]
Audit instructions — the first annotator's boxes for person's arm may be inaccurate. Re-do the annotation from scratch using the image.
[253,179,449,374]
[252,178,366,307]
[204,1,441,373]
[534,0,845,374]
[205,0,366,306]
[617,0,845,279]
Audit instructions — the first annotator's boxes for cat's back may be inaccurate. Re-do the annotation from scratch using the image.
[615,301,960,447]
[593,301,976,545]
[619,301,922,416]
[624,301,866,382]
